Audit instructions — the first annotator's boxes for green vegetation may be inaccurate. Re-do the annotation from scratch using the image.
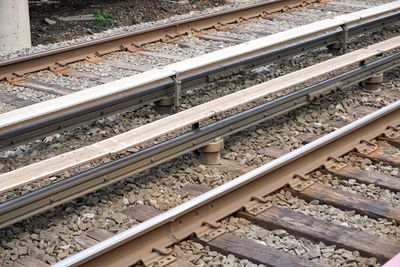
[53,143,62,150]
[93,9,112,27]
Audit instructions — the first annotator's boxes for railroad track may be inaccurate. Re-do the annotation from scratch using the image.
[1,36,399,265]
[1,35,400,228]
[55,99,400,266]
[0,0,399,149]
[0,1,400,266]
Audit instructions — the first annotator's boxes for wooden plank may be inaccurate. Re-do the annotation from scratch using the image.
[75,233,100,248]
[122,204,162,222]
[52,68,113,84]
[1,37,400,193]
[0,92,37,108]
[177,184,211,198]
[380,136,400,148]
[87,229,114,242]
[196,233,328,267]
[12,79,75,95]
[15,256,49,267]
[75,229,114,248]
[326,120,347,129]
[102,59,152,72]
[258,147,289,159]
[314,5,356,14]
[238,206,400,263]
[357,148,400,167]
[136,50,189,61]
[172,41,208,50]
[212,159,253,176]
[224,28,270,36]
[296,133,320,144]
[331,166,400,192]
[167,259,195,267]
[126,204,325,266]
[351,106,378,117]
[197,34,245,44]
[292,182,400,223]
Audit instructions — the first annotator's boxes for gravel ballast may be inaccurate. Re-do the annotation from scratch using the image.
[0,0,399,265]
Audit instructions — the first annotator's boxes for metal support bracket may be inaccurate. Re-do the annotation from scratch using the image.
[192,122,200,130]
[384,126,400,139]
[340,24,349,54]
[150,255,177,267]
[122,44,141,53]
[379,126,400,146]
[290,178,315,192]
[356,141,379,155]
[324,160,348,172]
[171,72,182,110]
[85,54,103,63]
[143,247,177,267]
[244,197,272,216]
[197,221,226,242]
[358,60,366,88]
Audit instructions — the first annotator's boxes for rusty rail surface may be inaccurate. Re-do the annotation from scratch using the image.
[55,99,400,266]
[0,0,316,81]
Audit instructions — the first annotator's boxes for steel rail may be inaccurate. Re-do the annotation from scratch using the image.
[55,100,400,266]
[1,51,399,230]
[0,0,316,81]
[0,12,399,150]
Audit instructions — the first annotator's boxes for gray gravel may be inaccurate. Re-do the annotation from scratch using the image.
[0,0,399,265]
[267,190,400,242]
[176,240,264,266]
[0,82,57,103]
[0,0,396,115]
[27,70,95,90]
[204,28,262,41]
[68,61,138,80]
[225,216,379,266]
[0,0,269,61]
[142,41,207,58]
[342,154,400,178]
[104,51,176,67]
[311,171,400,206]
[0,0,392,61]
[3,63,398,264]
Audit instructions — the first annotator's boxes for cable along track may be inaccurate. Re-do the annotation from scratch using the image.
[0,1,399,150]
[55,99,400,267]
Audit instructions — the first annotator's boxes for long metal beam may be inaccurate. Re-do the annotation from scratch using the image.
[55,100,400,266]
[1,51,399,230]
[0,12,399,150]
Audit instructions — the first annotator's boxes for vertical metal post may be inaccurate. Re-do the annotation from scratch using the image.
[340,24,348,54]
[192,122,200,130]
[358,60,365,88]
[172,72,182,111]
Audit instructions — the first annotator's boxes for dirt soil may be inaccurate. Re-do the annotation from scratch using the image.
[29,0,225,45]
